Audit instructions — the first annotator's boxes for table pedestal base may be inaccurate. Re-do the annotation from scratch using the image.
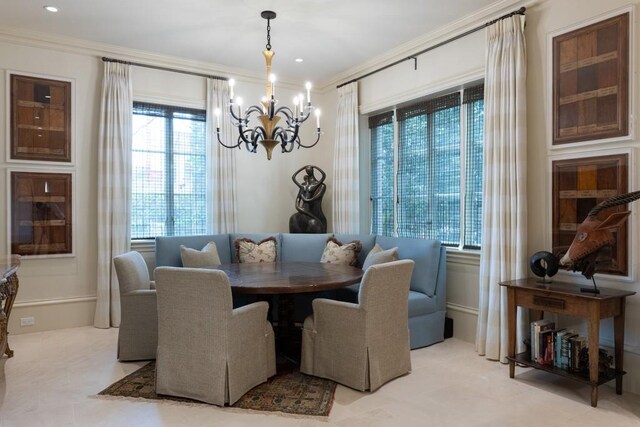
[274,294,301,363]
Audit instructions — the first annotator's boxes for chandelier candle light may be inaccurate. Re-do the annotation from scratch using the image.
[215,10,321,160]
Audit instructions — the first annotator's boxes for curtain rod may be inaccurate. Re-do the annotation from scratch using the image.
[336,6,526,89]
[101,57,228,81]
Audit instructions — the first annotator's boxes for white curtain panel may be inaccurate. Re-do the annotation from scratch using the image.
[476,14,528,362]
[94,62,133,328]
[332,82,360,233]
[206,78,238,233]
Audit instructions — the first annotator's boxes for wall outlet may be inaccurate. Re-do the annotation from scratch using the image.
[20,316,35,327]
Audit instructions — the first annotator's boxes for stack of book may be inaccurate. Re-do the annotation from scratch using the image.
[530,320,588,372]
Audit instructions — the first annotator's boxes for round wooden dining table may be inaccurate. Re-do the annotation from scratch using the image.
[212,261,363,360]
[214,261,363,294]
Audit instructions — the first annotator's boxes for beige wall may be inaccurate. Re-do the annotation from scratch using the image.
[0,41,101,333]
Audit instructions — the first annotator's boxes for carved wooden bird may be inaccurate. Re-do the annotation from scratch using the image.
[558,191,640,279]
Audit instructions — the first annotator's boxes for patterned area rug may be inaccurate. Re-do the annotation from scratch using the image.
[98,361,336,417]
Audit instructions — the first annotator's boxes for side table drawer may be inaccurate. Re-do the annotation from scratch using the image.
[515,290,573,315]
[514,288,623,318]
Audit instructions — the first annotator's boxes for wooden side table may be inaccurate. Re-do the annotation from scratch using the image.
[500,278,635,407]
[1,255,21,358]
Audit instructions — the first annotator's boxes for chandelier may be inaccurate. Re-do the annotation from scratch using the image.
[214,10,321,160]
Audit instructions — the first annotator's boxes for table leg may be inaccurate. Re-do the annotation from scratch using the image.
[614,298,626,395]
[588,302,600,407]
[1,273,18,358]
[507,287,516,378]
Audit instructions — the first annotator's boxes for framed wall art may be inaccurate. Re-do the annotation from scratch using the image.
[552,12,629,145]
[8,72,73,163]
[552,153,628,276]
[7,170,74,257]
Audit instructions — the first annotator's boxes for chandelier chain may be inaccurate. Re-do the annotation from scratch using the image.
[266,18,272,51]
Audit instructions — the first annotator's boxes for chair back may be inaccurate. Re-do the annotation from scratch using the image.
[154,267,234,401]
[113,251,151,295]
[154,266,233,348]
[358,259,414,337]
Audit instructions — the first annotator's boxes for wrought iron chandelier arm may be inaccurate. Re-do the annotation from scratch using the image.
[272,124,298,143]
[273,106,294,120]
[216,130,243,149]
[216,116,243,149]
[297,128,321,149]
[243,129,259,153]
[245,105,264,116]
[228,104,243,122]
[237,124,265,153]
[272,126,297,153]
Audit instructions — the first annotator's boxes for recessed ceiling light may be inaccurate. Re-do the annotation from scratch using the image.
[295,58,304,63]
[43,5,59,13]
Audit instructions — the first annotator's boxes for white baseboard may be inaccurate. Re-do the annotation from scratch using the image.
[9,296,96,335]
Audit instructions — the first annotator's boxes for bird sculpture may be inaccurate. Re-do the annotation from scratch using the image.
[558,190,640,292]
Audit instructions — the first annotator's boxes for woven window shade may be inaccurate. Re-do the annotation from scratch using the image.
[397,92,461,243]
[369,111,395,236]
[463,85,484,248]
[368,111,394,128]
[132,103,207,239]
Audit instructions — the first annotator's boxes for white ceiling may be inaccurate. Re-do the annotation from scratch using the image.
[0,0,507,86]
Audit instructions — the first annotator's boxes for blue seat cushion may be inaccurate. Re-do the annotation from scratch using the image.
[375,236,441,297]
[155,234,232,267]
[281,233,332,262]
[335,287,436,318]
[408,290,436,317]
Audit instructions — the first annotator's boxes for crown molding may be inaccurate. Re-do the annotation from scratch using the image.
[319,0,533,91]
[0,25,308,90]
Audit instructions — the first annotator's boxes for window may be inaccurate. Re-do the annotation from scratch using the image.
[131,102,207,239]
[369,112,395,236]
[368,84,484,249]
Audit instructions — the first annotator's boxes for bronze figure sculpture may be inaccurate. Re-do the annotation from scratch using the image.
[289,165,327,233]
[558,190,640,292]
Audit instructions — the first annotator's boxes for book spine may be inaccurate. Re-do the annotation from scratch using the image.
[533,323,542,362]
[555,331,563,368]
[560,333,575,370]
[531,321,536,361]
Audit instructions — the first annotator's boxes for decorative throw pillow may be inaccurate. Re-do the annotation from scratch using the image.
[320,237,362,266]
[180,242,221,268]
[362,243,399,271]
[235,237,277,263]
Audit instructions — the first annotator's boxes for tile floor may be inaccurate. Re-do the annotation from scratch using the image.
[1,327,640,426]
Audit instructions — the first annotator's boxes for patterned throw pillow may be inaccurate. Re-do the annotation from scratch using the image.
[235,237,277,263]
[320,237,362,266]
[362,243,399,271]
[180,242,221,268]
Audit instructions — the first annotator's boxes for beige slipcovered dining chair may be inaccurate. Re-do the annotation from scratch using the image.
[154,267,276,406]
[113,251,157,361]
[301,259,415,391]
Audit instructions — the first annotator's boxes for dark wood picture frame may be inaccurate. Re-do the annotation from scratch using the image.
[9,171,73,257]
[552,153,628,276]
[552,13,629,145]
[10,74,72,162]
